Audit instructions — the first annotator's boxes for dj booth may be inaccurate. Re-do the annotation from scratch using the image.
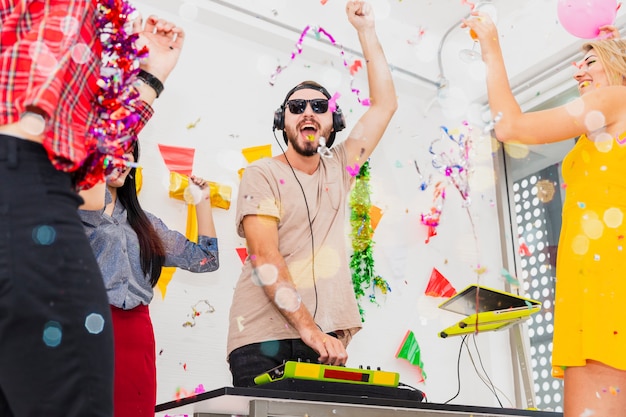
[155,383,563,417]
[156,286,552,417]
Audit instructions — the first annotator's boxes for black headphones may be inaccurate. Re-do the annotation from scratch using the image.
[273,81,346,148]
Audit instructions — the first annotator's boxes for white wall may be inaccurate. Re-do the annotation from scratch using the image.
[131,0,521,409]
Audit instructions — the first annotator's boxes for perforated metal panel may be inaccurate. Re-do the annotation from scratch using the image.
[512,165,564,412]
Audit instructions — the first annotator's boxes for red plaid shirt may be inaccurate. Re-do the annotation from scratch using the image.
[0,0,152,187]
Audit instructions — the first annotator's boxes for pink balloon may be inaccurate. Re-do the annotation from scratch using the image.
[557,0,618,39]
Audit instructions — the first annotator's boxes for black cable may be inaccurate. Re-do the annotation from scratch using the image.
[398,382,428,403]
[443,334,467,404]
[272,129,320,319]
[461,336,502,405]
[471,335,504,407]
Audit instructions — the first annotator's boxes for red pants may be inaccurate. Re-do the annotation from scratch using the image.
[110,305,156,417]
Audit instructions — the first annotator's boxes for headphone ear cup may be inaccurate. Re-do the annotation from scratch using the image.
[273,107,285,131]
[333,107,346,132]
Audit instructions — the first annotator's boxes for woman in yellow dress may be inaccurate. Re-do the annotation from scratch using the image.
[464,15,626,417]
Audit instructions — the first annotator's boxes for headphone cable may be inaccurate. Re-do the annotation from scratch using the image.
[272,129,320,320]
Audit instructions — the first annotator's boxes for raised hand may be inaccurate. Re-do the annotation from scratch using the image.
[133,15,185,84]
[190,175,209,191]
[346,0,375,32]
[461,11,500,60]
[598,25,620,40]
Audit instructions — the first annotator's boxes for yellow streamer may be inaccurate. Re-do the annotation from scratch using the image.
[135,166,143,194]
[157,172,228,299]
[169,172,231,209]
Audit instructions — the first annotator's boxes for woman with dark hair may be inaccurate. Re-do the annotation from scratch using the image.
[79,142,219,417]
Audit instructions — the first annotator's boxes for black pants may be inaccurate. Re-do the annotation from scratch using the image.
[228,333,338,387]
[0,135,114,417]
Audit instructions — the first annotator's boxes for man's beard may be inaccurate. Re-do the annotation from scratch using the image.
[285,126,333,157]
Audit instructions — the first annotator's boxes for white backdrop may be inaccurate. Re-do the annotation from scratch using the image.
[128,0,526,410]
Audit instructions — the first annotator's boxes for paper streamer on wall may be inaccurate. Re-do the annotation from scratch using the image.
[370,205,382,232]
[158,268,181,300]
[240,144,273,179]
[155,145,197,298]
[157,173,233,298]
[236,247,249,264]
[242,144,272,163]
[169,172,232,210]
[158,144,195,176]
[424,267,457,298]
[156,201,198,299]
[135,166,143,194]
[396,330,427,383]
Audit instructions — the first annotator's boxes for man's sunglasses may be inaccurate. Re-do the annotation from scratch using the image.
[285,98,329,114]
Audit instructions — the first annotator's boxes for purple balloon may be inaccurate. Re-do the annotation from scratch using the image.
[557,0,618,39]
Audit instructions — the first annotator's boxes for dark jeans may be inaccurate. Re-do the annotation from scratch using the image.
[228,334,337,387]
[0,135,114,417]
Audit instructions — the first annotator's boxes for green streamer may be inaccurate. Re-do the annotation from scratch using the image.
[349,160,390,321]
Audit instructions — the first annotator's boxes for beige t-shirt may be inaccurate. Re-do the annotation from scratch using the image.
[227,142,362,357]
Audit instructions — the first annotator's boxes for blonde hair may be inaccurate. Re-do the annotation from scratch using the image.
[582,39,626,86]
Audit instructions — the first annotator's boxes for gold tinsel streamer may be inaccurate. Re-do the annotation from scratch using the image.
[349,160,390,321]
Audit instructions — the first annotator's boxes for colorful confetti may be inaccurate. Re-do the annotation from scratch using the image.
[328,91,341,113]
[182,300,216,328]
[349,59,363,75]
[186,117,201,129]
[414,160,430,190]
[346,163,360,177]
[269,25,370,106]
[461,0,476,10]
[420,181,446,243]
[79,0,148,189]
[429,124,474,205]
[500,268,521,287]
[173,383,205,401]
[518,239,532,256]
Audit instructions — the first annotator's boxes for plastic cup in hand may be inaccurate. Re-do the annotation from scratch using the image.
[459,29,481,62]
[460,1,498,62]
